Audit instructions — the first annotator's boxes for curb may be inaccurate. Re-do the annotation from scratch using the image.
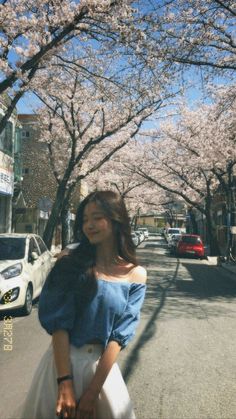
[207,256,219,266]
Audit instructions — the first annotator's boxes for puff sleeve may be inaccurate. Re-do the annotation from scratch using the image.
[109,283,146,349]
[38,260,76,335]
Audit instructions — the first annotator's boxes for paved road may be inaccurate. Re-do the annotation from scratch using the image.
[1,235,236,419]
[122,235,236,419]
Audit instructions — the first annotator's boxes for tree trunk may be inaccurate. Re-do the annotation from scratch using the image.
[165,211,173,227]
[133,208,141,230]
[43,181,67,249]
[130,215,136,229]
[225,163,235,260]
[61,202,71,249]
[188,208,198,234]
[205,205,221,256]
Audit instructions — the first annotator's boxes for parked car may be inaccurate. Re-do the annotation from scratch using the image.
[176,234,205,259]
[168,233,182,253]
[135,230,145,243]
[0,234,54,315]
[165,228,182,243]
[131,232,139,247]
[137,228,149,238]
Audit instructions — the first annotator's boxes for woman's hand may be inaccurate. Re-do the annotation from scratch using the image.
[75,341,121,419]
[56,380,77,419]
[76,390,97,419]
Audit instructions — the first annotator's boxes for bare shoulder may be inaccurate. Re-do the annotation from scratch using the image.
[129,265,147,284]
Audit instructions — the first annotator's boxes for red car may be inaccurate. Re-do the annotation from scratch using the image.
[176,234,205,259]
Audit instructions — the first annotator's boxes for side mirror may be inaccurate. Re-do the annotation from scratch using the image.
[31,251,39,262]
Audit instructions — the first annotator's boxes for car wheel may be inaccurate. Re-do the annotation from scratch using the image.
[22,285,33,316]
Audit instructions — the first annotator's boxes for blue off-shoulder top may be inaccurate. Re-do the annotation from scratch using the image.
[38,269,146,349]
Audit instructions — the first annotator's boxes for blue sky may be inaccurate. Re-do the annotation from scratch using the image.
[17,92,41,114]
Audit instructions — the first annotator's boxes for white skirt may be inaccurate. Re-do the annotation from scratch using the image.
[16,343,136,419]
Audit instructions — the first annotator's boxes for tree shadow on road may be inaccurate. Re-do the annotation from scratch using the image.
[123,259,180,382]
[123,252,236,382]
[177,263,236,299]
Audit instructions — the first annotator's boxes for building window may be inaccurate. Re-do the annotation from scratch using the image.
[24,168,29,174]
[0,121,13,155]
[22,130,30,138]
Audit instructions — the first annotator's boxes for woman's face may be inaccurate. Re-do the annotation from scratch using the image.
[82,202,114,245]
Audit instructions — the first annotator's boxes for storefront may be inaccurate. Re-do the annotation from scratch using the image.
[0,151,14,232]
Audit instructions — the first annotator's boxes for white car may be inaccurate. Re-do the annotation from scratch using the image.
[131,232,139,247]
[0,234,54,315]
[166,228,182,243]
[168,233,182,251]
[137,228,149,238]
[135,230,145,243]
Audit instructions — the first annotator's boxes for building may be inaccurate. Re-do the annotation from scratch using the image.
[16,114,83,245]
[187,176,236,256]
[0,96,21,233]
[135,208,186,232]
[14,114,53,236]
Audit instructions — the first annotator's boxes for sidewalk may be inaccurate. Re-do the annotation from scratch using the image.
[206,256,236,280]
[220,262,236,277]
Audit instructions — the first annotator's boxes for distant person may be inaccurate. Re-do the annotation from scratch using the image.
[18,190,147,419]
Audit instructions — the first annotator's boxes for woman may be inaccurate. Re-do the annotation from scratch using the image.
[19,190,147,419]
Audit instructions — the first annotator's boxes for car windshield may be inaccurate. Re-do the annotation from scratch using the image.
[181,236,201,244]
[169,229,180,234]
[0,238,26,260]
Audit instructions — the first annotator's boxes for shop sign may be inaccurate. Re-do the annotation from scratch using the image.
[0,151,13,195]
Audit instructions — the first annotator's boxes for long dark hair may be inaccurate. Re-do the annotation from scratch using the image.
[47,190,137,306]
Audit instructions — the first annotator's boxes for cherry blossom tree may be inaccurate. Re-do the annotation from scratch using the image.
[126,85,236,255]
[152,0,236,75]
[0,0,177,135]
[86,141,179,228]
[0,1,129,130]
[136,139,221,254]
[2,0,234,136]
[35,65,168,248]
